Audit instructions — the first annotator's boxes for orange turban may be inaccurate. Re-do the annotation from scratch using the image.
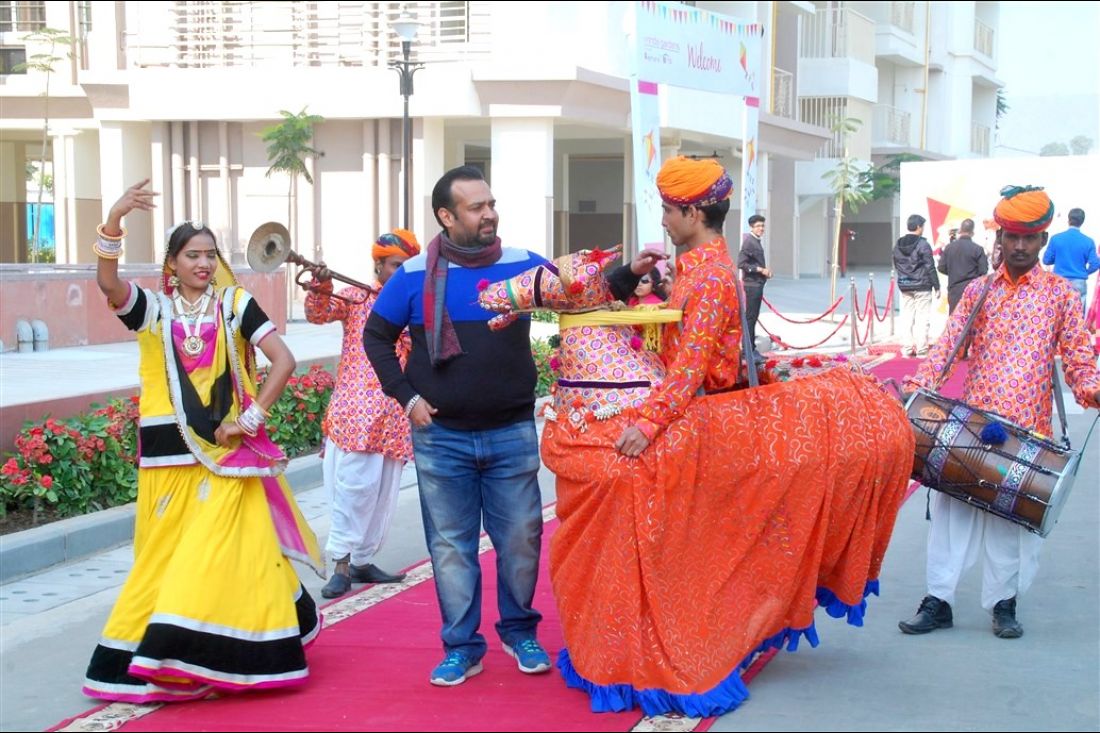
[993,185,1054,234]
[373,228,420,261]
[656,156,734,207]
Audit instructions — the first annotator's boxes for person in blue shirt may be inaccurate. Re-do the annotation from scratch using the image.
[1043,208,1098,315]
[363,165,655,688]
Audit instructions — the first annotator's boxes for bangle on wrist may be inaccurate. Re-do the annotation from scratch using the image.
[236,402,267,436]
[93,241,124,260]
[96,223,126,242]
[405,394,421,417]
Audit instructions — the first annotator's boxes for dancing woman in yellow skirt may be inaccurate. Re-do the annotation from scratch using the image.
[83,180,325,703]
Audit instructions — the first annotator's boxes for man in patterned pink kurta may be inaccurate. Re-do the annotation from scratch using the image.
[305,230,421,599]
[900,186,1100,639]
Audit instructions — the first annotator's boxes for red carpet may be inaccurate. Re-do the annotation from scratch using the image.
[53,513,709,732]
[55,356,940,732]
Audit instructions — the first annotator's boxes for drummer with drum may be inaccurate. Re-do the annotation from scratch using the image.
[899,185,1100,639]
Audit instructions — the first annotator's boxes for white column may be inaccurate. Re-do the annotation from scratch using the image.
[490,118,554,258]
[362,119,377,244]
[50,134,69,264]
[377,118,392,235]
[99,121,153,262]
[557,152,570,258]
[170,121,185,228]
[217,121,235,260]
[413,117,445,244]
[622,136,634,257]
[302,153,317,262]
[188,122,201,223]
[149,122,169,263]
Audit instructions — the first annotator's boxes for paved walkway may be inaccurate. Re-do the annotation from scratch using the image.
[1,267,1096,731]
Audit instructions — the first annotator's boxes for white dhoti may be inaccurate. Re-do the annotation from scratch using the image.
[925,490,1043,611]
[322,438,405,565]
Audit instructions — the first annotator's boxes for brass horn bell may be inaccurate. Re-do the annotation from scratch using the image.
[246,221,375,302]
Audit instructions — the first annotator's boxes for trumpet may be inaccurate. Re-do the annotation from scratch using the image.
[246,222,376,304]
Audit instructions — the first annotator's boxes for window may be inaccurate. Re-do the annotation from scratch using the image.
[0,46,26,73]
[0,2,47,33]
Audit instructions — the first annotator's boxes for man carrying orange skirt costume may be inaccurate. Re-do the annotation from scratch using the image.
[543,157,913,717]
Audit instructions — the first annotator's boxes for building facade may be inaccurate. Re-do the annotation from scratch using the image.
[0,1,999,290]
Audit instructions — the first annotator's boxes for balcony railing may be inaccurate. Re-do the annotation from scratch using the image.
[771,67,795,120]
[124,1,491,69]
[800,7,875,64]
[872,104,911,147]
[974,18,994,57]
[800,96,847,157]
[890,1,914,34]
[970,121,991,156]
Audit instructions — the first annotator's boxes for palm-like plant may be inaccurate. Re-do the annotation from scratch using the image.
[260,107,323,230]
[821,116,873,305]
[16,28,72,264]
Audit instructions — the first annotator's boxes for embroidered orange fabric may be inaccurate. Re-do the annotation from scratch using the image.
[635,236,742,441]
[543,367,913,697]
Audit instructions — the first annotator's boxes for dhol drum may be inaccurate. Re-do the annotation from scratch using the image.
[905,389,1081,537]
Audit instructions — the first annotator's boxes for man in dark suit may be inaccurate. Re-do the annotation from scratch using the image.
[937,218,989,313]
[737,214,770,363]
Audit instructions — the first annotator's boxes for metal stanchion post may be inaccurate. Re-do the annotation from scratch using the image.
[889,268,896,337]
[849,276,858,355]
[867,272,875,345]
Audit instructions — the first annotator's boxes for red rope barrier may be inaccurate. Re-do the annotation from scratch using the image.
[760,314,849,351]
[854,306,874,346]
[761,294,844,324]
[870,280,895,323]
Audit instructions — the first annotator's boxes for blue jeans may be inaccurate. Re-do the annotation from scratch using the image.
[411,419,543,661]
[1068,278,1088,317]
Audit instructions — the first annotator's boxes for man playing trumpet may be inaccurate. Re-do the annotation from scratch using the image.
[304,229,421,598]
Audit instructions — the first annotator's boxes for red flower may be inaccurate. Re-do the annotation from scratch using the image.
[568,281,585,295]
[39,475,53,489]
[765,359,778,369]
[130,395,141,404]
[807,357,822,368]
[629,335,643,351]
[477,278,491,292]
[791,357,805,367]
[1,458,18,476]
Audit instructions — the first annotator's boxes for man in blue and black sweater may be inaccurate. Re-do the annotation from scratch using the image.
[364,165,656,688]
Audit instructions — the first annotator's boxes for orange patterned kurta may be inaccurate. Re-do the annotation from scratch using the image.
[909,265,1100,434]
[305,283,412,462]
[636,236,742,441]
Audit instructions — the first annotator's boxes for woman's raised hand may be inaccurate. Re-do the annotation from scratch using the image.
[105,179,158,232]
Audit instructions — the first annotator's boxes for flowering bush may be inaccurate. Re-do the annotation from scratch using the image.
[531,338,556,398]
[0,397,140,519]
[261,364,336,458]
[0,366,337,523]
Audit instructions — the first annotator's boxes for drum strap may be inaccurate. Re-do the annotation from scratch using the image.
[934,274,996,391]
[937,273,1074,449]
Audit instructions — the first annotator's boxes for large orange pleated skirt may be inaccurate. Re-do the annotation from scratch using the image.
[542,367,914,715]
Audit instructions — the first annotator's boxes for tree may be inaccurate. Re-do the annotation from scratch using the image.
[1039,142,1069,157]
[15,28,72,264]
[260,108,323,311]
[995,88,1009,131]
[821,116,873,305]
[1070,135,1094,156]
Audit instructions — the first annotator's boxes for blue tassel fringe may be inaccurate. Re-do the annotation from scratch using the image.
[558,579,881,718]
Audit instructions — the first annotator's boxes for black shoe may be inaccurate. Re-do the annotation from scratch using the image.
[321,571,352,599]
[349,562,406,584]
[992,597,1023,638]
[899,595,953,634]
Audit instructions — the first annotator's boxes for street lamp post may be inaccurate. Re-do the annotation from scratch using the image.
[389,12,423,230]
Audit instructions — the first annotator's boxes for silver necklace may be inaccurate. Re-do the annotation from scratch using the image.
[174,286,213,357]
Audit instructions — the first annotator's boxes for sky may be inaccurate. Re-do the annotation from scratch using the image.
[994,2,1100,157]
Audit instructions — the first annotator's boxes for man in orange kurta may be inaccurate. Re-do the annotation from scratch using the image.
[615,156,743,457]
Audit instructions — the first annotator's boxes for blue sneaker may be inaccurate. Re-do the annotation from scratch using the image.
[502,638,551,674]
[429,650,483,687]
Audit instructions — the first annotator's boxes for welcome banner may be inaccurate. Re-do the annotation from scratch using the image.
[630,1,764,253]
